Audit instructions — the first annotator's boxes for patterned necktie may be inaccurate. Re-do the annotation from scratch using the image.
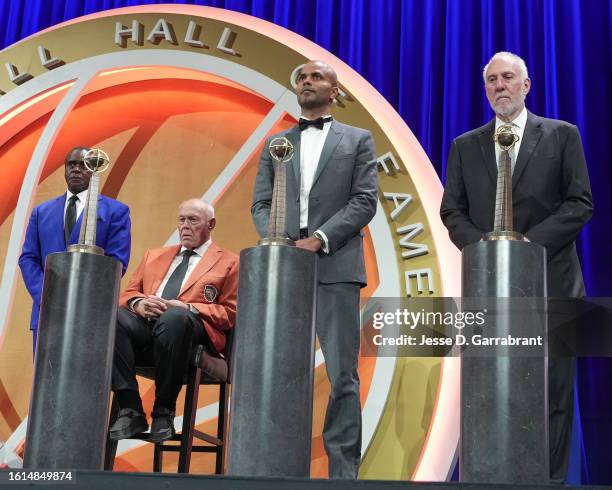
[64,194,79,245]
[161,250,195,300]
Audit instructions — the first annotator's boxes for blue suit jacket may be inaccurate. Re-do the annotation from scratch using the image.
[19,193,131,330]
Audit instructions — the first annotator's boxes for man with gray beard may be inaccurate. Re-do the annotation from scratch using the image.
[440,51,593,482]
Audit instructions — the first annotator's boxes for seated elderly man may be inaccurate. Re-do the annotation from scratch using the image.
[109,198,238,442]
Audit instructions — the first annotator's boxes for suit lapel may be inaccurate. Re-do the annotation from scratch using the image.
[512,112,542,189]
[69,195,103,244]
[312,121,343,188]
[285,126,301,194]
[71,213,83,244]
[180,243,222,296]
[477,120,497,185]
[149,245,180,295]
[52,194,68,246]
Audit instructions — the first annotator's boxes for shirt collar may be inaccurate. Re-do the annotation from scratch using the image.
[495,107,527,131]
[299,114,333,127]
[66,189,88,203]
[300,114,332,120]
[180,238,212,257]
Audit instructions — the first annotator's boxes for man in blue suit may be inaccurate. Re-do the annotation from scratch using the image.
[19,146,131,351]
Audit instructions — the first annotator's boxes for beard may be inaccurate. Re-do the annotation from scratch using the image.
[492,92,526,119]
[494,101,519,118]
[299,96,324,110]
[298,90,330,110]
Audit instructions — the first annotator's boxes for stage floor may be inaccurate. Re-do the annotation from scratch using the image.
[1,470,609,490]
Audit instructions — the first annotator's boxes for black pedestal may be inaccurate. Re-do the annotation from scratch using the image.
[461,240,548,483]
[24,252,121,470]
[227,245,317,477]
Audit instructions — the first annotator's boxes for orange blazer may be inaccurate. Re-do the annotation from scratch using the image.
[120,242,239,353]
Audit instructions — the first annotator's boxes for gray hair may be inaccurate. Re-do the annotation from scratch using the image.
[482,52,529,81]
[201,199,215,219]
[180,198,215,219]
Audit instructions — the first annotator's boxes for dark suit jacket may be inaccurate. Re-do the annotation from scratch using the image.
[440,111,593,297]
[120,243,238,353]
[252,120,378,285]
[19,194,131,330]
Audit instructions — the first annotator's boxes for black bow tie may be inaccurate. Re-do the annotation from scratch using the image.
[298,116,332,131]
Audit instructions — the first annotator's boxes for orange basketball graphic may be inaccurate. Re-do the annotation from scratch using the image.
[0,5,460,479]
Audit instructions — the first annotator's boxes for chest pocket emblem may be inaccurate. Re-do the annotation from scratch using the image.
[203,284,219,303]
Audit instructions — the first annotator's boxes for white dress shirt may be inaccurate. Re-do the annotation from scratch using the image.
[299,116,332,228]
[299,116,332,253]
[64,189,88,222]
[155,239,212,297]
[495,107,527,173]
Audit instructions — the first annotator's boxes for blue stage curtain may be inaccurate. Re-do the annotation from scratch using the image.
[1,0,611,483]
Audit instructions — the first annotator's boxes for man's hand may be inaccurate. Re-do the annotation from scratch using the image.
[134,296,190,320]
[295,236,322,252]
[159,298,189,310]
[134,296,167,320]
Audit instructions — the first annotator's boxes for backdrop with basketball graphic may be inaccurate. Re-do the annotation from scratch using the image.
[0,5,461,479]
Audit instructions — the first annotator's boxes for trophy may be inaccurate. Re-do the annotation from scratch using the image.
[259,136,295,246]
[230,134,317,477]
[483,124,523,241]
[67,148,110,254]
[462,124,548,483]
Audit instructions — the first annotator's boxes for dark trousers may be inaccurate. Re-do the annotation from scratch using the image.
[112,306,214,412]
[549,357,576,482]
[317,282,362,479]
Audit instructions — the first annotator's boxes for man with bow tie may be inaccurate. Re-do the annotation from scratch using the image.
[19,146,131,353]
[252,60,378,479]
[440,52,593,483]
[109,199,238,442]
